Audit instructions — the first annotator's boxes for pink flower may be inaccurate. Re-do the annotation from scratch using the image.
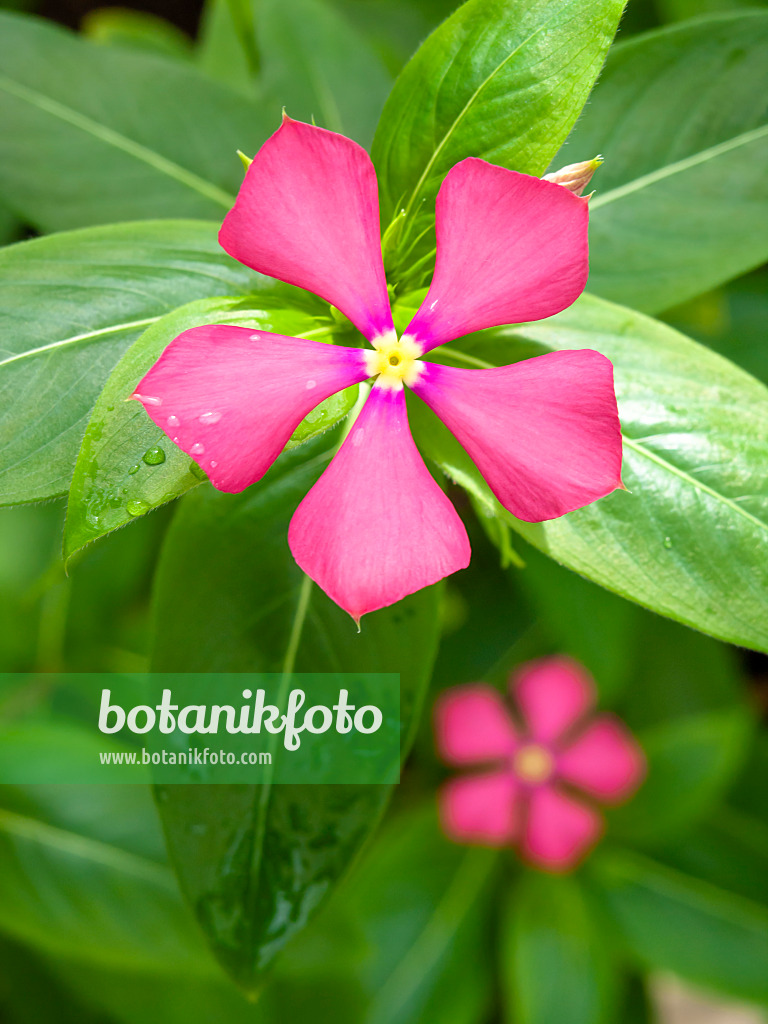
[435,657,645,871]
[133,117,623,623]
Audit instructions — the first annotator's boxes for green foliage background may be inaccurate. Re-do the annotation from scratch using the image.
[0,0,766,1020]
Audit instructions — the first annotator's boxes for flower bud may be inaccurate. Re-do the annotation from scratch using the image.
[543,156,603,197]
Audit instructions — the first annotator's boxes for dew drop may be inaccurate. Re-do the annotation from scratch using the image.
[199,411,222,425]
[126,499,150,517]
[190,462,207,480]
[663,536,672,549]
[306,379,317,390]
[352,428,365,446]
[210,460,218,469]
[250,333,261,341]
[128,464,140,475]
[190,442,205,456]
[167,414,180,428]
[304,409,321,424]
[136,393,162,407]
[142,445,166,466]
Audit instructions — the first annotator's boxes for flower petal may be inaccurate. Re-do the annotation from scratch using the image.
[219,117,393,341]
[133,325,368,492]
[410,352,623,522]
[558,717,646,803]
[288,385,471,622]
[440,771,519,846]
[404,158,589,353]
[513,657,595,745]
[522,785,603,871]
[435,684,518,766]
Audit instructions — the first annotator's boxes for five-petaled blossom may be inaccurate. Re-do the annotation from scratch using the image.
[435,657,645,871]
[133,116,623,623]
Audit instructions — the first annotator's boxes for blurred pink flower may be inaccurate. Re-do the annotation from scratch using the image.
[133,117,622,623]
[435,657,645,871]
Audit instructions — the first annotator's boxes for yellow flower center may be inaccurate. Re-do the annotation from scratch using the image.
[513,744,555,784]
[365,331,423,389]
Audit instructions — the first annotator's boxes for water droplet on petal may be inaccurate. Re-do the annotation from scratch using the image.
[128,464,140,475]
[199,411,222,425]
[190,442,205,456]
[306,380,317,390]
[142,445,166,465]
[250,333,261,342]
[126,499,150,517]
[352,428,364,447]
[167,415,180,428]
[210,460,218,469]
[136,394,162,407]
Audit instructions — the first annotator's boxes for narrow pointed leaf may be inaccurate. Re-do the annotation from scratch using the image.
[372,0,625,265]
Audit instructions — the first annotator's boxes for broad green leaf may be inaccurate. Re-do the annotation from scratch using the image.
[564,13,768,313]
[657,0,767,19]
[0,804,214,975]
[63,293,357,558]
[619,612,745,728]
[81,7,193,60]
[0,12,271,230]
[590,847,768,1005]
[150,447,443,986]
[340,806,497,1024]
[372,0,625,276]
[196,0,256,90]
[0,220,254,506]
[609,709,752,843]
[257,0,392,149]
[500,872,618,1024]
[409,294,768,652]
[664,269,768,387]
[659,807,768,908]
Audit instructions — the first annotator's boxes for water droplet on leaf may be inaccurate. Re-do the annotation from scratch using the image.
[126,499,150,517]
[142,445,166,465]
[190,462,207,480]
[128,464,140,475]
[663,536,672,549]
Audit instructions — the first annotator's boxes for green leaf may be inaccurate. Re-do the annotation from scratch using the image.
[149,448,443,987]
[63,293,357,558]
[340,806,498,1024]
[610,709,753,843]
[590,847,768,1005]
[257,0,392,149]
[410,294,768,652]
[0,804,213,975]
[81,7,193,60]
[196,0,257,90]
[659,807,768,908]
[0,12,272,230]
[500,872,619,1024]
[372,0,625,271]
[564,13,768,314]
[0,220,254,507]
